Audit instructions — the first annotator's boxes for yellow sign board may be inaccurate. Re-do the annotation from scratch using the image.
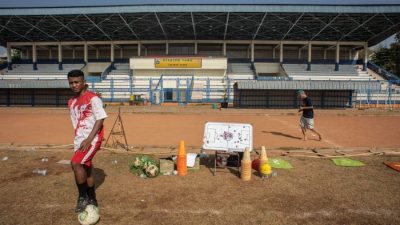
[154,58,202,68]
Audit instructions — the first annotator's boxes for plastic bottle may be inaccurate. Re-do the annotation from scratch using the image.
[32,169,47,176]
[177,140,187,176]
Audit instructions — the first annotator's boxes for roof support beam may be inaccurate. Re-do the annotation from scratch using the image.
[223,12,230,40]
[0,16,13,33]
[253,12,267,40]
[367,22,400,44]
[191,12,197,40]
[16,15,59,41]
[339,14,377,41]
[23,16,47,37]
[118,13,139,40]
[49,15,85,41]
[83,14,112,40]
[311,14,341,40]
[0,24,32,41]
[281,13,304,40]
[382,13,395,25]
[154,12,168,40]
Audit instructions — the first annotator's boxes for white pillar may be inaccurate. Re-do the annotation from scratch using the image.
[49,47,52,60]
[272,47,276,59]
[165,41,169,55]
[250,42,254,62]
[58,43,62,63]
[349,49,352,60]
[194,42,198,55]
[72,47,76,59]
[96,48,99,60]
[223,42,226,57]
[32,43,37,70]
[363,42,368,71]
[32,43,37,62]
[323,48,327,60]
[307,42,312,71]
[111,43,114,62]
[7,44,11,63]
[58,43,63,70]
[84,43,88,63]
[335,43,340,71]
[279,42,283,63]
[6,43,12,70]
[138,43,141,56]
[354,51,359,61]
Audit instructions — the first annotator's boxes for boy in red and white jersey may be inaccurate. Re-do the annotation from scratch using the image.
[67,70,107,213]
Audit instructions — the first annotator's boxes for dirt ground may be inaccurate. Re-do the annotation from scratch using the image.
[1,106,400,149]
[0,106,400,225]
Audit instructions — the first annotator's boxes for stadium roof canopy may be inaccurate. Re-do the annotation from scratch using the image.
[0,2,399,46]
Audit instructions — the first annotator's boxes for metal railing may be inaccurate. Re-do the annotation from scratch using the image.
[368,61,400,81]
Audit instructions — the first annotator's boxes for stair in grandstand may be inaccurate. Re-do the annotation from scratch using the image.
[107,63,131,79]
[227,62,255,80]
[282,64,376,81]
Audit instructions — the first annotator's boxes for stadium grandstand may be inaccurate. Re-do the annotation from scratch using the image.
[0,1,399,108]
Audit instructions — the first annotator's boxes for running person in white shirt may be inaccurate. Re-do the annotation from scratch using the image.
[67,70,107,212]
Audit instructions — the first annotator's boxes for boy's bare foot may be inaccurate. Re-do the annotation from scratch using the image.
[303,137,308,141]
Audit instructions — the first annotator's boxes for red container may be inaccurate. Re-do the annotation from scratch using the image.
[252,159,260,172]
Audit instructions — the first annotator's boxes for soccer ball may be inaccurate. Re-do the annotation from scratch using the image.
[78,204,100,225]
[133,157,142,168]
[145,164,159,178]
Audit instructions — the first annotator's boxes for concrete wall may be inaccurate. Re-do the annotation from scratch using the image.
[254,62,281,74]
[86,62,110,73]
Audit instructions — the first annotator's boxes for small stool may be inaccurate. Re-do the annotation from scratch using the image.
[214,151,241,176]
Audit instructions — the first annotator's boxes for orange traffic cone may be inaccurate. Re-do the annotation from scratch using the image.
[177,140,187,176]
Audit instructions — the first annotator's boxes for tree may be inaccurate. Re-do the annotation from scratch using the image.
[11,49,21,61]
[372,32,400,76]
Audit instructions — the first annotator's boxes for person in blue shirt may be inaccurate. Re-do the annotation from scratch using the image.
[297,90,322,141]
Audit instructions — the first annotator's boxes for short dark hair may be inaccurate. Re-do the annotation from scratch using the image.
[67,70,84,78]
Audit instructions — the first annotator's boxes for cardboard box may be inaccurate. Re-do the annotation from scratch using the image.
[187,157,200,172]
[159,159,174,174]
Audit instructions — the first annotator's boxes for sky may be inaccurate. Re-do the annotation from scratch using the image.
[0,0,399,8]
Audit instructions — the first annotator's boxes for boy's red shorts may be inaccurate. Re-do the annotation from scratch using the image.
[71,142,101,167]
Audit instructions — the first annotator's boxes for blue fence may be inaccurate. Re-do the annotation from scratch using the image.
[86,76,400,109]
[88,76,232,105]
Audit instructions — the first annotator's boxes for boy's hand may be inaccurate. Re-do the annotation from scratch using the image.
[298,106,303,112]
[79,139,92,152]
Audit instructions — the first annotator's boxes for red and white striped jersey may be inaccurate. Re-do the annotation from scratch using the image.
[68,91,107,151]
